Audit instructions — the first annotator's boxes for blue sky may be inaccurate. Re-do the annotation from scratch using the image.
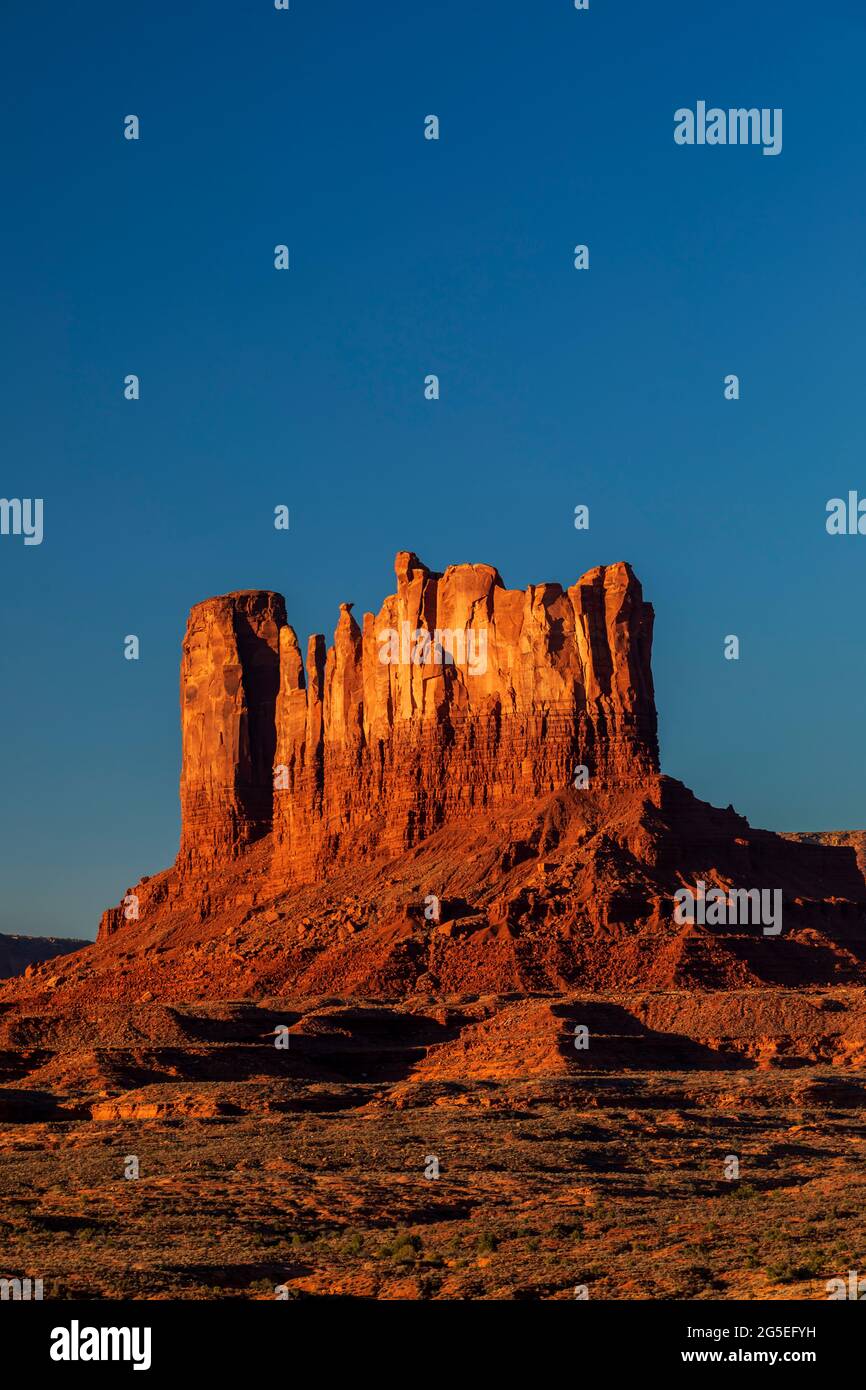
[2,0,864,938]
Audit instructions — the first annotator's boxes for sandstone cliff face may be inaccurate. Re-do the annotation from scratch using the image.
[101,554,658,930]
[270,553,658,881]
[178,590,286,870]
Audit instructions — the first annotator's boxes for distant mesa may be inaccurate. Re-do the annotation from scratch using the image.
[0,934,90,982]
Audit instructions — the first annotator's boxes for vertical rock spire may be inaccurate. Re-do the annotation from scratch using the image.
[178,589,286,868]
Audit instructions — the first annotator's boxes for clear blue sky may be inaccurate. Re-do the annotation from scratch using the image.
[2,0,864,939]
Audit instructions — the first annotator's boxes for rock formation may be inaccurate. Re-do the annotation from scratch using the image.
[178,590,286,870]
[151,553,658,887]
[7,556,866,1309]
[91,552,866,998]
[271,553,658,882]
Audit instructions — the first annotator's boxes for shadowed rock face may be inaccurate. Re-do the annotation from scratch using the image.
[782,831,866,879]
[271,553,659,882]
[178,590,286,869]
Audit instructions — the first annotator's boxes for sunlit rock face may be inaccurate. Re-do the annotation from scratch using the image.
[270,552,659,883]
[178,590,286,870]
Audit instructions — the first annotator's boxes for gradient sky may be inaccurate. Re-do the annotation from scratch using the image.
[2,0,865,939]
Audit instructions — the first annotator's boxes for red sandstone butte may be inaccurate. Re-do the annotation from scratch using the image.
[98,553,660,934]
[90,553,866,998]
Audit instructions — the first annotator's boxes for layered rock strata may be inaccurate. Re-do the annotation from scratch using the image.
[271,552,658,880]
